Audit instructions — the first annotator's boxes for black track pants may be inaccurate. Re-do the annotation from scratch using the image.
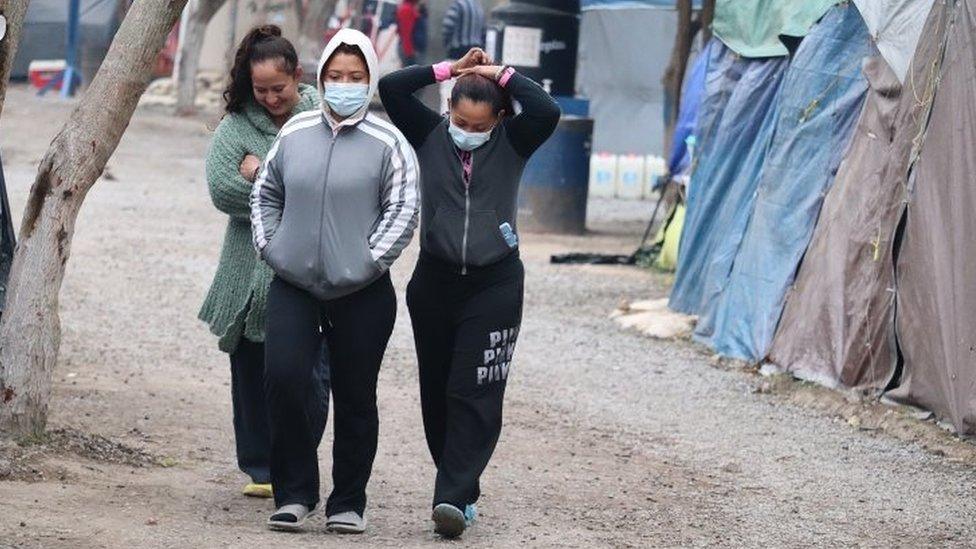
[406,251,524,509]
[229,338,329,486]
[264,274,396,514]
[229,339,273,485]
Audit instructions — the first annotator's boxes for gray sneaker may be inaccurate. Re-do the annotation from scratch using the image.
[267,503,318,532]
[432,503,466,538]
[326,510,367,534]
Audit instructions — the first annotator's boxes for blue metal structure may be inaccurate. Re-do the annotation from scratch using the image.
[61,0,81,98]
[37,0,81,97]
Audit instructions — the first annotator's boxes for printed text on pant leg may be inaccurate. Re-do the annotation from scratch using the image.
[477,326,520,385]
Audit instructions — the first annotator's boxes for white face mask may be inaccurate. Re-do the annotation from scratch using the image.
[449,122,493,151]
[323,83,369,117]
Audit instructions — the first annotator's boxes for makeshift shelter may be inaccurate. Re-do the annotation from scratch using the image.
[768,2,949,389]
[666,38,709,177]
[852,0,936,83]
[670,0,849,319]
[885,0,976,434]
[578,0,697,155]
[693,3,876,361]
[711,0,841,57]
[668,45,788,314]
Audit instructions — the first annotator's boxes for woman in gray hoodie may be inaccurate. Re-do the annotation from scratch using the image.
[250,29,419,533]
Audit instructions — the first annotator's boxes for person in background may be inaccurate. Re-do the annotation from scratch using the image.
[414,1,430,63]
[201,25,328,502]
[396,0,422,67]
[439,0,485,112]
[379,47,560,539]
[251,28,419,535]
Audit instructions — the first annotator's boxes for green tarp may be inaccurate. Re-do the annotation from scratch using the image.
[712,0,841,57]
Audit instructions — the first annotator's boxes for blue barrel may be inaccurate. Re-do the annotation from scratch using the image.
[518,116,594,234]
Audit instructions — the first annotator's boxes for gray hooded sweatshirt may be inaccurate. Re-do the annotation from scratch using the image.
[250,29,419,300]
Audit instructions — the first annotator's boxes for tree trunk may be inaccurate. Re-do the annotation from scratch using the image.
[701,0,715,45]
[0,0,31,120]
[0,0,189,437]
[174,0,227,115]
[661,0,698,157]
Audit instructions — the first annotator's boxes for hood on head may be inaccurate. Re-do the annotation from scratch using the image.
[316,28,379,119]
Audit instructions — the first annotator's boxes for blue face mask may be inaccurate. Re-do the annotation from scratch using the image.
[449,122,494,151]
[323,83,369,117]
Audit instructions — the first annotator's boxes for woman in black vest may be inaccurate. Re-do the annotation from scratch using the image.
[379,48,559,538]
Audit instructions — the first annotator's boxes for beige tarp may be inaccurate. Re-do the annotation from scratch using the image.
[768,2,950,390]
[886,0,976,434]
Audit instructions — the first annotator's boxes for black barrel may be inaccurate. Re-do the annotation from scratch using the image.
[488,2,580,96]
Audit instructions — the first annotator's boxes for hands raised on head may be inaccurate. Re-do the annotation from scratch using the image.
[450,47,494,76]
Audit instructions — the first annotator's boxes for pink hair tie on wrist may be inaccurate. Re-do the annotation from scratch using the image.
[433,61,454,83]
[497,67,515,88]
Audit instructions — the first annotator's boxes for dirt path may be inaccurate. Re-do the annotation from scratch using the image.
[2,86,975,548]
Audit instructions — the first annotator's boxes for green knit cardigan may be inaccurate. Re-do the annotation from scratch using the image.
[199,84,319,353]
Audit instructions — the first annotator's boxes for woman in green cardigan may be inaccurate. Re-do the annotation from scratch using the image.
[200,25,327,499]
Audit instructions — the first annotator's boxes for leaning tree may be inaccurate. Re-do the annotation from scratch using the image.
[174,0,228,115]
[0,0,189,436]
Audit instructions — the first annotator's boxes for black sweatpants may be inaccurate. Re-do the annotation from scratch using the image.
[229,339,273,485]
[230,338,330,486]
[264,274,396,515]
[406,251,524,509]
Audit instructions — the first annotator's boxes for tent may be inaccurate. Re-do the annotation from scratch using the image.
[693,3,876,361]
[883,0,976,434]
[852,0,936,83]
[711,0,841,57]
[668,45,788,314]
[666,38,710,177]
[768,2,950,389]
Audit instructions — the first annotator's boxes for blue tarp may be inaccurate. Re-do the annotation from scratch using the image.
[582,0,702,10]
[667,40,712,176]
[669,43,788,315]
[693,3,875,361]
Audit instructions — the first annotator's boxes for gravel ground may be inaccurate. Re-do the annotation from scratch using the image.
[1,85,975,548]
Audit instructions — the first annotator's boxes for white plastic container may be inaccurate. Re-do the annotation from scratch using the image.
[643,155,668,200]
[588,153,618,198]
[616,154,646,200]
